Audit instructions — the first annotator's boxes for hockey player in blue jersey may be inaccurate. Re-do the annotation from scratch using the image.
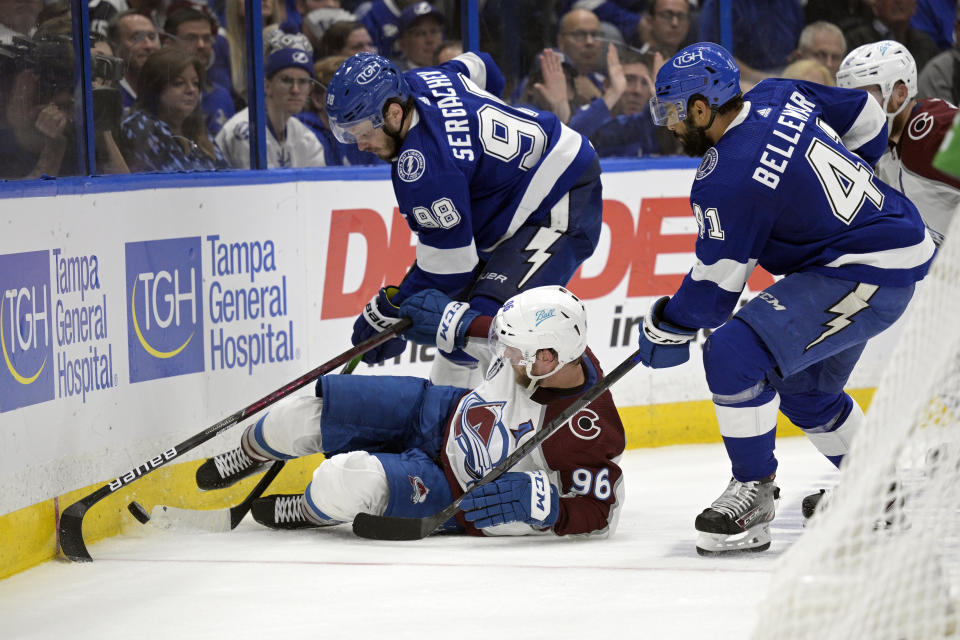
[638,43,936,555]
[324,50,603,387]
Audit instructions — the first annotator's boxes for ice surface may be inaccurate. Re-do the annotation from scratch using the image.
[0,438,837,640]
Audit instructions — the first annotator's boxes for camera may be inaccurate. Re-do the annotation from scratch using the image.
[91,53,125,86]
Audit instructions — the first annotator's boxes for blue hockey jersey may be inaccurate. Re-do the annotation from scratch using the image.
[392,52,598,301]
[665,78,937,330]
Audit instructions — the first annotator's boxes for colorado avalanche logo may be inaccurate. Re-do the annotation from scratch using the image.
[397,149,426,182]
[455,393,509,480]
[409,475,430,504]
[907,111,935,141]
[696,147,718,180]
[567,408,602,440]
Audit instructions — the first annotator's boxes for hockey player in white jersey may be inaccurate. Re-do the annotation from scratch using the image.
[639,43,935,555]
[195,286,626,538]
[324,51,603,387]
[837,40,960,246]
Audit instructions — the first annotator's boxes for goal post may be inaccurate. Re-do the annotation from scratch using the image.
[752,215,960,640]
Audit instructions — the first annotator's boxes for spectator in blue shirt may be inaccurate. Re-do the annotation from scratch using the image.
[119,47,229,172]
[163,3,236,135]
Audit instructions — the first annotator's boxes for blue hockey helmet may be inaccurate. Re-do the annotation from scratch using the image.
[649,42,741,126]
[326,52,411,144]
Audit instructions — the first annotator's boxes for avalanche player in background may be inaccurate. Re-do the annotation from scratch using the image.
[837,41,960,247]
[324,51,602,388]
[195,286,625,538]
[637,43,935,555]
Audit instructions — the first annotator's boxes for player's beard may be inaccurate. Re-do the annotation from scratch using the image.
[381,120,404,161]
[677,124,712,157]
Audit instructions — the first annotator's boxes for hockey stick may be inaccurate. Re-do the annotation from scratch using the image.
[135,459,287,532]
[127,356,365,532]
[59,320,411,562]
[352,348,643,541]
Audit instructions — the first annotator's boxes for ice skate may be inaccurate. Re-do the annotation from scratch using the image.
[695,475,779,556]
[251,494,341,530]
[196,446,269,491]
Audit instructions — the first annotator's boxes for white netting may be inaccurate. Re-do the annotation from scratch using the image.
[752,215,960,640]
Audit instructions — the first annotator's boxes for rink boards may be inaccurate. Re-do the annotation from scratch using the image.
[0,161,893,577]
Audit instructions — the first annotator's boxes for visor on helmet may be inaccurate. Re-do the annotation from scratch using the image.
[329,112,384,144]
[487,322,562,384]
[649,96,686,126]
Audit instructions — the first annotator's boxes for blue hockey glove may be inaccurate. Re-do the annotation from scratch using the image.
[637,296,698,369]
[398,289,481,354]
[351,286,407,364]
[460,471,559,530]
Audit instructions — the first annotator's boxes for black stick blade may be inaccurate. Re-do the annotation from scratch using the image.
[58,502,92,562]
[352,511,445,541]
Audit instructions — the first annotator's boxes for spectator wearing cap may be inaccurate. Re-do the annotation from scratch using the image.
[393,1,444,70]
[163,2,236,135]
[216,46,326,168]
[317,19,376,58]
[295,54,385,165]
[358,0,421,59]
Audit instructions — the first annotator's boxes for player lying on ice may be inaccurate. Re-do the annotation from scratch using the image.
[638,43,935,556]
[196,285,626,537]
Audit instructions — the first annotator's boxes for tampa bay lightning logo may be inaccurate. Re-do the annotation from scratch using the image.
[696,147,718,180]
[397,149,426,182]
[455,392,509,480]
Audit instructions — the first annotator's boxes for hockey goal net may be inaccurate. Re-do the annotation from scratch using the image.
[752,215,960,640]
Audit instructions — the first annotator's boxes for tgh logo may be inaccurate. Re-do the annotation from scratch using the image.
[357,61,382,85]
[674,49,705,68]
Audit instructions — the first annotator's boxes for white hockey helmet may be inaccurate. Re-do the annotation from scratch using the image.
[836,40,917,121]
[489,285,588,383]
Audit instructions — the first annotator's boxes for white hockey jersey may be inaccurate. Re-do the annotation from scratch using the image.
[441,348,625,537]
[876,98,960,245]
[216,107,326,169]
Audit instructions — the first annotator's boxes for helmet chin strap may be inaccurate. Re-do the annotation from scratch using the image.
[522,359,562,391]
[696,106,719,138]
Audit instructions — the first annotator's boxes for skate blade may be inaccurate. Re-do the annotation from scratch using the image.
[696,523,771,556]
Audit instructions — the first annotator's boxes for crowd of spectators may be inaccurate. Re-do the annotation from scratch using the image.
[3,0,960,179]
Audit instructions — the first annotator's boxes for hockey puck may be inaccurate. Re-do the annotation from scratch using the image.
[128,501,151,524]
